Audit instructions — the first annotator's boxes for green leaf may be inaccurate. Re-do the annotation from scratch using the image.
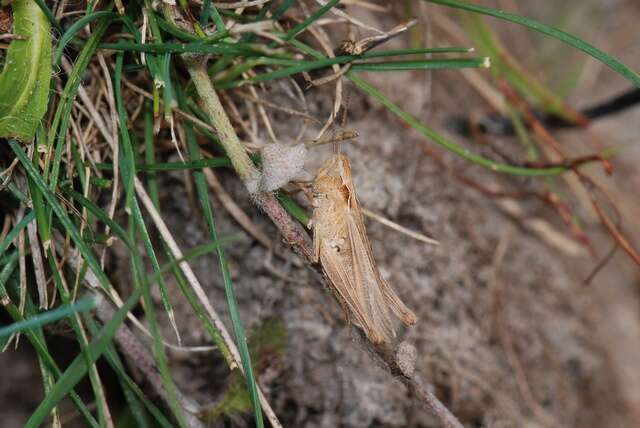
[0,0,52,141]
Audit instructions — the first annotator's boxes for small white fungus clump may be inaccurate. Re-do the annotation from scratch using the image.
[396,341,417,377]
[259,143,308,191]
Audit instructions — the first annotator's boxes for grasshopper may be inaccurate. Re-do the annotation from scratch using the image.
[310,154,417,344]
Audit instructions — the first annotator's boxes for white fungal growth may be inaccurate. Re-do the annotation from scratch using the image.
[396,341,417,377]
[259,143,308,191]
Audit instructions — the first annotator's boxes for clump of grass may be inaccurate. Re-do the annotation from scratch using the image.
[1,1,638,427]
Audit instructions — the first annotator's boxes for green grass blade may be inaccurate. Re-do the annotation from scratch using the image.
[61,186,132,248]
[4,181,30,204]
[143,106,160,205]
[282,0,340,41]
[201,0,225,32]
[0,295,99,340]
[23,289,142,428]
[360,47,474,57]
[184,122,264,427]
[95,157,233,172]
[424,0,640,87]
[46,17,111,190]
[99,41,276,56]
[348,74,566,176]
[351,57,489,71]
[0,210,35,255]
[0,250,19,294]
[219,55,486,88]
[115,51,190,428]
[271,0,295,21]
[9,140,112,288]
[275,191,310,225]
[460,12,581,122]
[1,279,100,428]
[53,11,117,65]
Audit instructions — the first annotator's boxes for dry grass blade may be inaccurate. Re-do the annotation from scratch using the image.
[235,91,320,124]
[14,207,28,315]
[26,220,48,309]
[496,199,586,257]
[304,24,344,139]
[362,208,439,246]
[314,0,384,34]
[193,0,271,9]
[95,54,121,265]
[302,130,359,147]
[338,19,418,55]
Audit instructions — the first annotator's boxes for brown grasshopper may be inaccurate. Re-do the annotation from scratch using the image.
[310,154,417,344]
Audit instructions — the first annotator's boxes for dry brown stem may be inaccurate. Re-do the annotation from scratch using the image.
[94,297,205,428]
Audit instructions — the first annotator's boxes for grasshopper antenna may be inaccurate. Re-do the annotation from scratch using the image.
[334,91,352,155]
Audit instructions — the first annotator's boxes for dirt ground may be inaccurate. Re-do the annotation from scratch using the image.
[2,1,640,427]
